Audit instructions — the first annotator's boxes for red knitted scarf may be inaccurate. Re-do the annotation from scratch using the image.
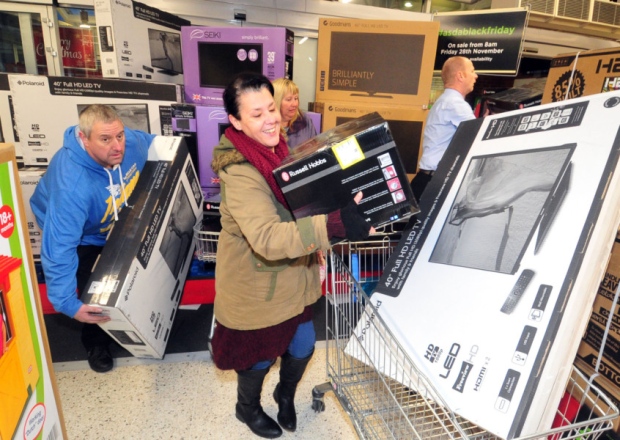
[225,126,290,209]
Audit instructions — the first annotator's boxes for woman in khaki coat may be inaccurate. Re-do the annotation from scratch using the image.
[210,73,372,439]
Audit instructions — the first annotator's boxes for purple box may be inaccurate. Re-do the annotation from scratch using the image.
[181,26,294,106]
[172,103,230,189]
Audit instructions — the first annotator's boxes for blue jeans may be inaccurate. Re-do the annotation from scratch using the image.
[251,320,316,370]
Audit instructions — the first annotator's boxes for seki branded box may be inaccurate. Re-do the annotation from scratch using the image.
[172,103,228,189]
[94,0,189,84]
[315,18,439,107]
[82,136,203,359]
[313,101,427,175]
[18,167,46,261]
[181,26,294,106]
[8,74,181,166]
[542,47,620,104]
[273,112,419,228]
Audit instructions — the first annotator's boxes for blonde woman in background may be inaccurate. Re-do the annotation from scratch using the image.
[272,78,317,148]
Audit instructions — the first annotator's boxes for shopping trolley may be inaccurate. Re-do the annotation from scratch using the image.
[193,219,220,353]
[312,236,619,440]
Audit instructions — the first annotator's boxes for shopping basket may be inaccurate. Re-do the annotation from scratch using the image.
[312,238,619,440]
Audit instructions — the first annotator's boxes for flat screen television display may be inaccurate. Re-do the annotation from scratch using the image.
[77,103,150,133]
[429,144,575,274]
[329,32,425,98]
[159,185,197,278]
[198,42,263,88]
[147,28,183,75]
[336,117,422,174]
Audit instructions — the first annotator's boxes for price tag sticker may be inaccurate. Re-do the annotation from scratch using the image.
[332,136,365,170]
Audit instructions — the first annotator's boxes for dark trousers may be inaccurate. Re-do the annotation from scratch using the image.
[410,171,433,203]
[76,245,113,351]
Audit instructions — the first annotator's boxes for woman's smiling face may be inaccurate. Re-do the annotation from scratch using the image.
[229,86,282,150]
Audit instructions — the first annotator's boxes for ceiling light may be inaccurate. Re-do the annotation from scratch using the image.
[404,1,413,6]
[299,37,308,45]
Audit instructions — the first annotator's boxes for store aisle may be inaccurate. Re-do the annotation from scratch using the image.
[53,342,357,440]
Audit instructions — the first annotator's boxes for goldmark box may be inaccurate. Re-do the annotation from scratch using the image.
[82,136,203,358]
[315,18,438,106]
[94,0,189,84]
[9,74,181,166]
[314,101,427,174]
[273,112,419,228]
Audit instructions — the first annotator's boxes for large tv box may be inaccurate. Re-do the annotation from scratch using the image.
[273,112,419,228]
[181,26,294,107]
[8,74,181,166]
[82,136,203,359]
[94,0,189,84]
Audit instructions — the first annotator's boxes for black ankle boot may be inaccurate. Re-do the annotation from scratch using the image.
[236,368,282,439]
[273,350,313,432]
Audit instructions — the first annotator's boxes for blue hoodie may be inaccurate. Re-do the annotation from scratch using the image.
[30,125,156,318]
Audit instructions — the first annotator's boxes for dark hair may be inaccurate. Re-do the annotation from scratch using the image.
[223,73,274,120]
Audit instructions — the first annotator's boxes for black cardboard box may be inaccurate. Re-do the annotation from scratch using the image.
[273,112,419,227]
[82,136,204,358]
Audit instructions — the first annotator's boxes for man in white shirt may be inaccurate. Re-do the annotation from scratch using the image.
[411,56,478,201]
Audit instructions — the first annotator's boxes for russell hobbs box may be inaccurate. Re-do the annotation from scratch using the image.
[273,112,419,228]
[82,136,203,359]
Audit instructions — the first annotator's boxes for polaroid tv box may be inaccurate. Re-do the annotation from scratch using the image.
[172,103,228,189]
[18,167,46,261]
[314,101,427,175]
[542,47,620,104]
[182,26,294,106]
[0,74,21,162]
[273,112,419,228]
[82,136,204,359]
[8,74,181,166]
[315,18,439,107]
[93,0,189,84]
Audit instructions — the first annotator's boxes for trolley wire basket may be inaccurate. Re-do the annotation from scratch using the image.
[313,237,619,440]
[193,220,220,263]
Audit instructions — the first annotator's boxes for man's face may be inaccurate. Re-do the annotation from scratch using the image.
[462,60,478,94]
[80,120,126,168]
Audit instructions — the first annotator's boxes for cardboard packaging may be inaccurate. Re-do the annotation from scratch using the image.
[93,0,189,84]
[313,101,427,174]
[8,74,181,166]
[0,74,20,161]
[315,18,439,107]
[273,112,419,228]
[82,136,204,359]
[542,47,620,104]
[182,26,294,106]
[480,87,543,116]
[0,143,66,439]
[368,90,620,438]
[18,167,46,261]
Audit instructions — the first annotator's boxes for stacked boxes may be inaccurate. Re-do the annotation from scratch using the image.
[314,18,439,177]
[82,136,203,358]
[273,112,419,228]
[18,167,46,262]
[8,74,181,166]
[94,0,189,84]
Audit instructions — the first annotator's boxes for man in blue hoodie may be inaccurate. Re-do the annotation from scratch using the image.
[31,104,155,372]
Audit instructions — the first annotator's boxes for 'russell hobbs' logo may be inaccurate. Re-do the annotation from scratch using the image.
[17,80,45,87]
[189,29,222,40]
[282,158,327,180]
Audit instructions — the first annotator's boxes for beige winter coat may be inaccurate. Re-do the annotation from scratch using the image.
[211,136,331,330]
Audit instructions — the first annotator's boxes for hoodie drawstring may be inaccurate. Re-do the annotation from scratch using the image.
[104,165,129,221]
